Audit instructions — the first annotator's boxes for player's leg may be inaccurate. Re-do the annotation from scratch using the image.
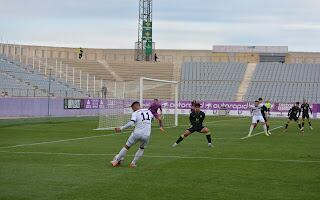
[295,118,303,132]
[154,113,165,132]
[307,115,313,130]
[248,117,258,136]
[261,121,269,136]
[253,119,261,129]
[173,129,193,147]
[111,134,136,166]
[265,117,271,134]
[284,118,292,132]
[130,136,149,168]
[200,127,213,147]
[301,115,306,130]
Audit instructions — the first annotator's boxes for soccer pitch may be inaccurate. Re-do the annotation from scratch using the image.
[0,116,319,200]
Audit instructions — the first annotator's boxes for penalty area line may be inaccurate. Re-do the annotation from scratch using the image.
[0,150,319,164]
[240,126,283,140]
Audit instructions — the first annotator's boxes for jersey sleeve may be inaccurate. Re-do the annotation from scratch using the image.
[131,112,137,122]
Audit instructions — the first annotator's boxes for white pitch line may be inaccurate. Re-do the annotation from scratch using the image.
[240,126,283,140]
[0,118,244,149]
[0,132,123,149]
[0,150,319,164]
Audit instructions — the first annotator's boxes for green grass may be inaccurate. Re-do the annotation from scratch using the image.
[0,116,319,200]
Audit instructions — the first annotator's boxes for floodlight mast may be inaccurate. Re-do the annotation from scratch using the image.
[135,0,153,61]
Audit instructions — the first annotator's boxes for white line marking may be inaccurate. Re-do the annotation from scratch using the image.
[0,132,122,149]
[240,126,283,140]
[0,150,319,164]
[0,118,245,149]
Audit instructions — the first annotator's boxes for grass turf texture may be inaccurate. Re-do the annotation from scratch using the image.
[0,116,319,200]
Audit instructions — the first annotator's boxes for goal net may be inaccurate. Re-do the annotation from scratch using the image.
[95,77,178,130]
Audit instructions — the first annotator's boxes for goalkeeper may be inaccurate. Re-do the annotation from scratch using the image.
[149,99,165,132]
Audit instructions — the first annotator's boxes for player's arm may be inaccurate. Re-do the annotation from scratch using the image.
[288,108,292,116]
[189,113,195,126]
[115,113,136,133]
[297,108,301,118]
[309,105,313,114]
[199,112,205,124]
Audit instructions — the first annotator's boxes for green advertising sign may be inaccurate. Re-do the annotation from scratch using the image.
[142,21,152,40]
[145,40,152,56]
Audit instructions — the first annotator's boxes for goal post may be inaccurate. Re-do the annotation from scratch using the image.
[139,77,179,127]
[95,77,179,130]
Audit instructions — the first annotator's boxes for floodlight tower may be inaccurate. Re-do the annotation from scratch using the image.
[135,0,154,61]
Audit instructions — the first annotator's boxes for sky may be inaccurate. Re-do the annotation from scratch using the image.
[0,0,319,51]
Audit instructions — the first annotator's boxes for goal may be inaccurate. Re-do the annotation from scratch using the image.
[95,77,179,130]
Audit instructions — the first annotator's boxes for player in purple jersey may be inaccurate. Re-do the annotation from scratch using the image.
[149,99,165,132]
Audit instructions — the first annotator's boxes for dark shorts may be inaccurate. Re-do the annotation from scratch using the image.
[289,115,299,121]
[302,113,310,119]
[187,126,205,133]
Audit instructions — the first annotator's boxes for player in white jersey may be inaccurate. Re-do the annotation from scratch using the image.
[111,101,154,168]
[248,100,270,137]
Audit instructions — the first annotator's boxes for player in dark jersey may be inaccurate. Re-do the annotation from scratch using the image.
[301,99,313,130]
[149,99,165,132]
[173,103,213,147]
[284,102,303,133]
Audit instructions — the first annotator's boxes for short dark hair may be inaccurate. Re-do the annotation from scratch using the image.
[295,102,300,105]
[258,98,263,101]
[131,101,140,107]
[154,99,158,101]
[255,100,259,103]
[194,103,201,108]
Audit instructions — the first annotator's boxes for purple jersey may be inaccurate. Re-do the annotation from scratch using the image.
[149,102,162,115]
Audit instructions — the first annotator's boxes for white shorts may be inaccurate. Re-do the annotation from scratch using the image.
[126,133,150,149]
[252,116,265,124]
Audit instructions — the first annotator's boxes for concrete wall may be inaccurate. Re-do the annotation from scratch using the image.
[1,43,320,65]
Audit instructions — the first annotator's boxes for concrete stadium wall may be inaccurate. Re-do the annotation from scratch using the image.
[2,43,320,66]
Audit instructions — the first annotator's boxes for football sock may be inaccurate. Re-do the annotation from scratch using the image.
[263,124,268,135]
[159,120,163,128]
[298,123,302,129]
[116,147,128,161]
[132,148,144,165]
[205,133,212,143]
[302,122,305,127]
[266,124,270,131]
[175,136,184,144]
[248,125,254,136]
[285,123,289,129]
[308,121,312,126]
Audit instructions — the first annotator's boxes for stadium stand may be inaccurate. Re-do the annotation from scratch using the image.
[0,55,86,97]
[244,63,320,102]
[180,62,247,101]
